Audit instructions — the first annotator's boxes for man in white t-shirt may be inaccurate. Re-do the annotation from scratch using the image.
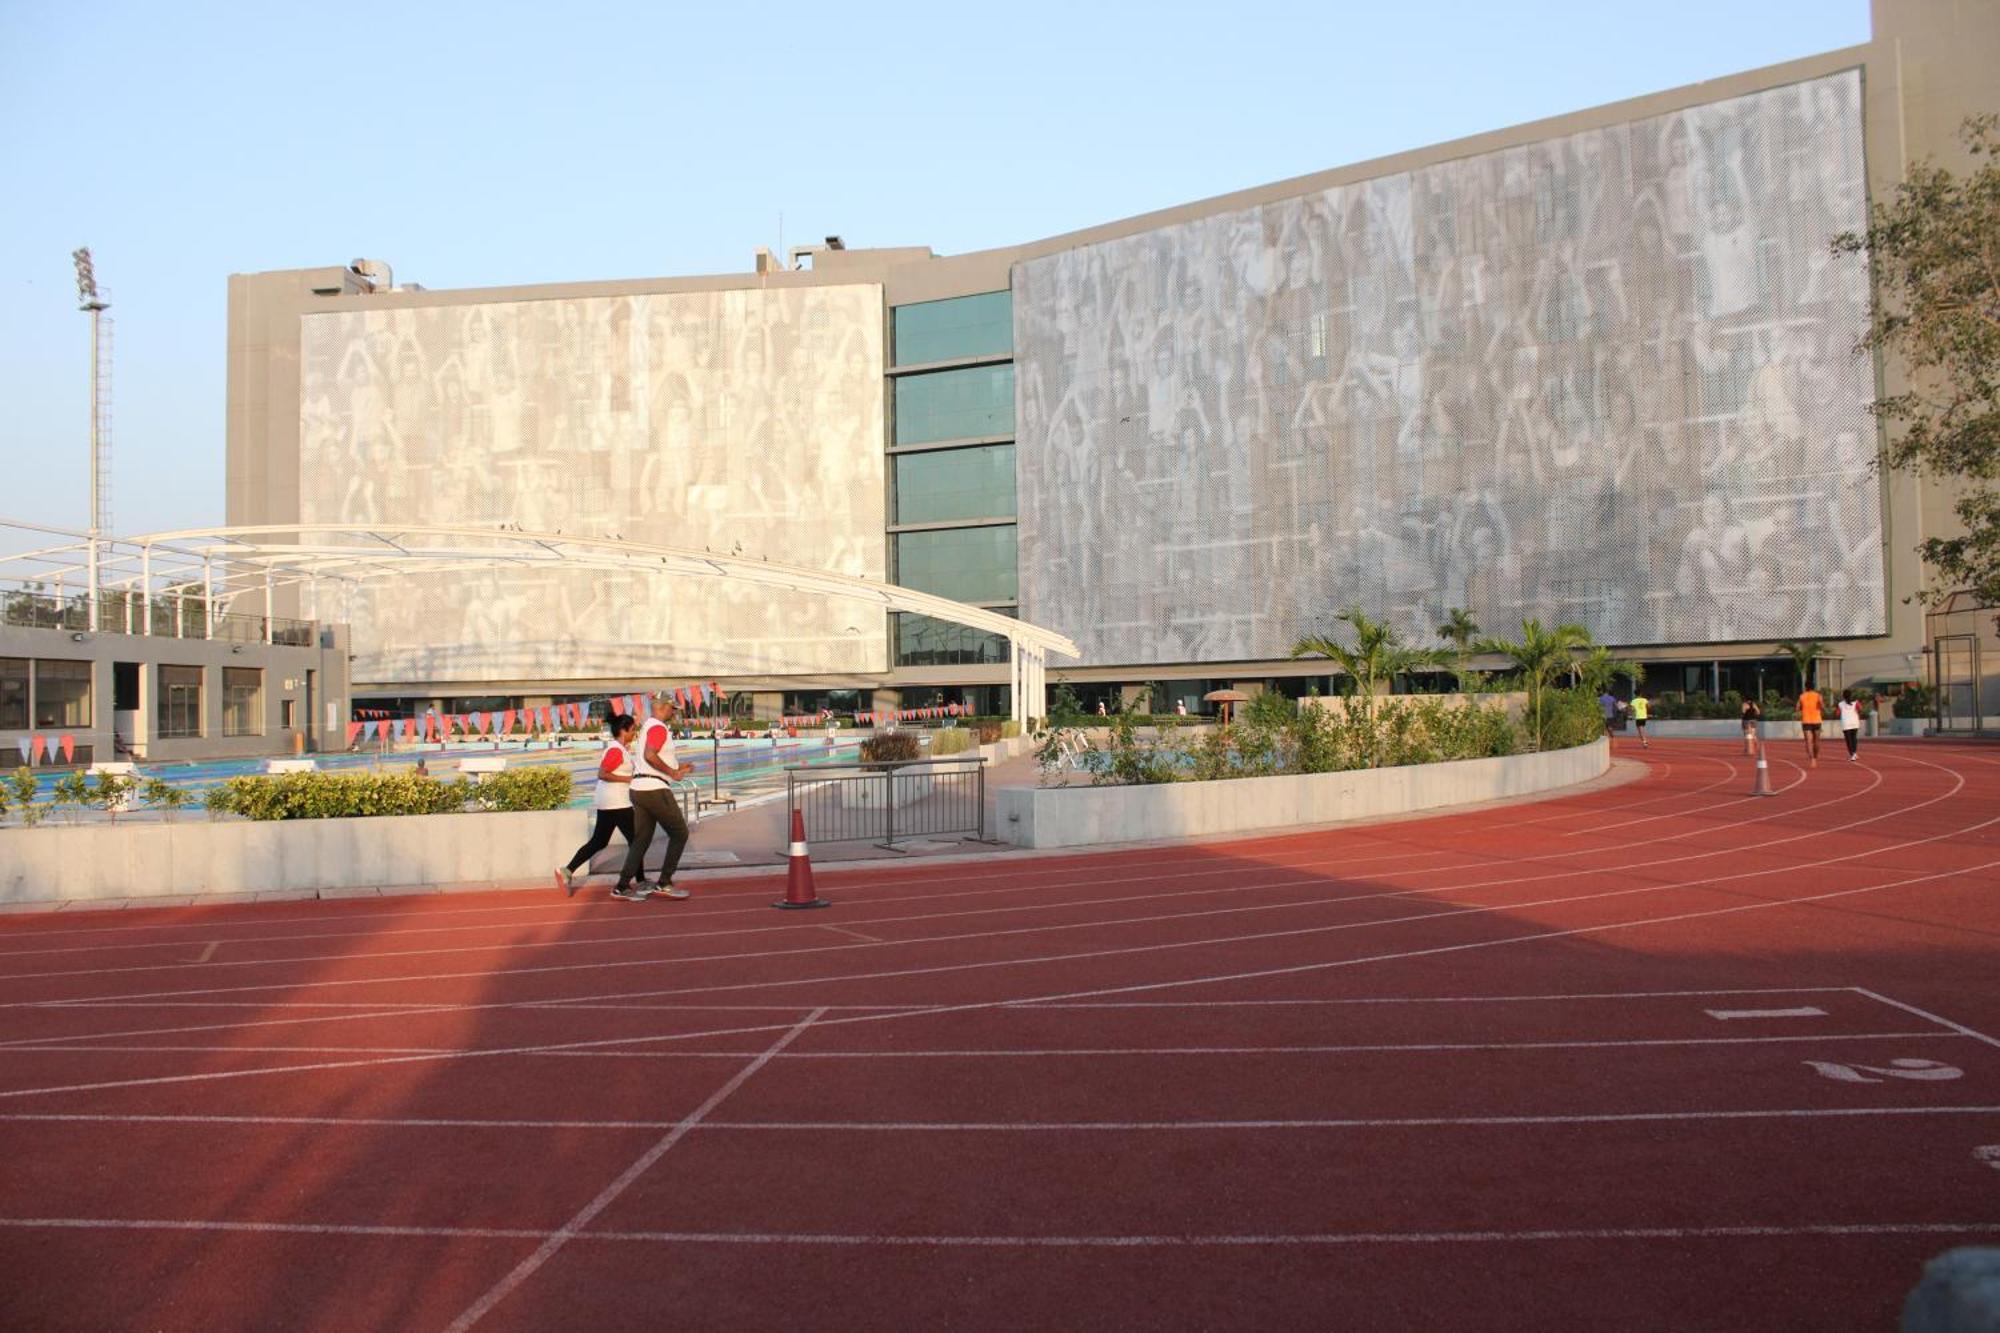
[615,692,696,901]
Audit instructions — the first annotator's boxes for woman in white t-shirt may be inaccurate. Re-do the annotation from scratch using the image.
[556,713,638,896]
[1837,691,1864,762]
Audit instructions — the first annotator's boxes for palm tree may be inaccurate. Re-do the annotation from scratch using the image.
[1477,618,1595,749]
[1291,608,1439,764]
[1437,607,1481,691]
[1575,644,1644,696]
[1775,639,1829,692]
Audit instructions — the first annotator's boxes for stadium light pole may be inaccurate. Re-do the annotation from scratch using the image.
[72,247,109,631]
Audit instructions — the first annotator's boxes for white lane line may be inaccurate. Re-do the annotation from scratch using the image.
[189,943,219,964]
[820,925,885,945]
[1852,989,2000,1052]
[1704,1007,1828,1021]
[2,805,1993,1102]
[1,1216,1995,1248]
[7,1103,2000,1133]
[0,1031,1957,1062]
[441,1007,823,1333]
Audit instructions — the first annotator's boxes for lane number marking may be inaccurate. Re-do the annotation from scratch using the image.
[1805,1057,1963,1084]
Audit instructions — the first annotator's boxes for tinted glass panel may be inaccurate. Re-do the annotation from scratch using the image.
[894,445,1017,525]
[893,291,1013,365]
[894,526,1018,603]
[894,364,1014,445]
[158,665,203,740]
[0,658,26,730]
[33,659,92,729]
[894,609,1015,667]
[223,667,264,737]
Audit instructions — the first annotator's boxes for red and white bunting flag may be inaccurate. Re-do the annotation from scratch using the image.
[346,721,363,746]
[15,738,30,763]
[60,734,75,762]
[45,736,61,762]
[29,734,43,763]
[469,712,483,735]
[499,709,515,735]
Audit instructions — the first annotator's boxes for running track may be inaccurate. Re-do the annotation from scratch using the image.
[0,738,1996,1331]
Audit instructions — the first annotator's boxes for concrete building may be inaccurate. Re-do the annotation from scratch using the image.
[224,0,2000,725]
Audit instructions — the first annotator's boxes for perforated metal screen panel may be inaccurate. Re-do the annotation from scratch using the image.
[298,287,888,683]
[1015,70,1881,666]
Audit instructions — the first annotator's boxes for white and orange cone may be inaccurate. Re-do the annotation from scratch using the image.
[775,807,831,910]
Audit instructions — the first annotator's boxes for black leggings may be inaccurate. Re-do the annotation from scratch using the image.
[1843,729,1859,757]
[566,809,635,872]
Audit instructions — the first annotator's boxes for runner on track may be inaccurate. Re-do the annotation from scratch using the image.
[1629,692,1649,748]
[614,692,696,902]
[556,713,637,897]
[1838,690,1863,762]
[1798,681,1825,769]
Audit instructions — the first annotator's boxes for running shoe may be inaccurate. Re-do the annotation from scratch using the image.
[555,866,578,897]
[610,884,649,902]
[651,883,691,900]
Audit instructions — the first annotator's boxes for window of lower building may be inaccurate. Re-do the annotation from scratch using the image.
[893,526,1017,603]
[0,658,26,730]
[893,609,1015,667]
[32,659,92,729]
[223,667,264,737]
[893,364,1014,445]
[157,665,204,740]
[281,698,297,730]
[893,445,1017,525]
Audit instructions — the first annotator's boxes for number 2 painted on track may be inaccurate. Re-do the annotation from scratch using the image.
[1804,1057,1963,1084]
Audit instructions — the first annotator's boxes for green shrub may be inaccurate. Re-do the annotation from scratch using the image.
[141,777,195,822]
[1893,682,1935,717]
[468,766,575,812]
[930,729,975,757]
[10,767,47,826]
[1538,688,1608,751]
[88,771,138,822]
[975,723,1002,744]
[211,771,477,821]
[860,733,921,763]
[999,720,1022,739]
[51,772,89,823]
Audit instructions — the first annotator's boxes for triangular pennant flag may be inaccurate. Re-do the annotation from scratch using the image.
[60,735,75,762]
[471,711,486,735]
[29,734,44,763]
[346,721,363,746]
[45,736,60,762]
[16,737,30,763]
[499,709,515,735]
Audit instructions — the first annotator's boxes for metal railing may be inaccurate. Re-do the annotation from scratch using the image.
[785,757,988,850]
[1,589,313,645]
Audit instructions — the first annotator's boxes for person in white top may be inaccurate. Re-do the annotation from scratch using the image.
[615,692,696,901]
[1837,691,1864,762]
[556,713,638,897]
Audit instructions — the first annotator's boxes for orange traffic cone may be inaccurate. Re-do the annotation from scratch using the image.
[1750,729,1776,797]
[775,807,831,910]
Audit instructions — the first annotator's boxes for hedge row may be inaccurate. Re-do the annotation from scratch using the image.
[206,767,574,821]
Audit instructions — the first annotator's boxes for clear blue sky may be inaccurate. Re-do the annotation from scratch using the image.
[0,0,1871,538]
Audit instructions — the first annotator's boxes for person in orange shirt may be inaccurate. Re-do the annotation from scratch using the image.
[1798,683,1825,768]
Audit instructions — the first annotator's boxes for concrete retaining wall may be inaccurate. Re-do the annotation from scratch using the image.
[0,808,585,906]
[996,739,1609,850]
[1638,719,1876,740]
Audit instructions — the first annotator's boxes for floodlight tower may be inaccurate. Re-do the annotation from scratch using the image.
[71,247,111,629]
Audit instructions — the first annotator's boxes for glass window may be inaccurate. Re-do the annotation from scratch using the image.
[158,665,203,740]
[894,526,1018,603]
[0,658,26,730]
[894,610,1015,667]
[223,667,264,737]
[894,445,1017,525]
[281,698,297,730]
[33,659,92,729]
[894,364,1014,446]
[892,291,1013,365]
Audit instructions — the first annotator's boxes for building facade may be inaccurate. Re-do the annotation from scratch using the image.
[226,0,1999,719]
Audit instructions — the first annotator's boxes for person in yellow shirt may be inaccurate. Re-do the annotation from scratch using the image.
[1630,694,1649,749]
[1797,684,1824,768]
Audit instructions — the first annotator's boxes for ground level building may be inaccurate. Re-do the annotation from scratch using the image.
[226,0,2000,727]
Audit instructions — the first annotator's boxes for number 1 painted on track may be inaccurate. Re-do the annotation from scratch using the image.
[1803,1057,1962,1084]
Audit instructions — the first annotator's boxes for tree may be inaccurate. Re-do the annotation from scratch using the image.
[1776,639,1830,691]
[1291,608,1439,764]
[1833,115,2000,608]
[1437,606,1481,689]
[1477,618,1594,749]
[1575,645,1644,697]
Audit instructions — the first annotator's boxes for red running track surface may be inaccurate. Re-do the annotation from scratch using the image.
[0,738,1997,1331]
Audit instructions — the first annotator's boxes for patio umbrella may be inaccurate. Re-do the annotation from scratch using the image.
[1203,688,1251,725]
